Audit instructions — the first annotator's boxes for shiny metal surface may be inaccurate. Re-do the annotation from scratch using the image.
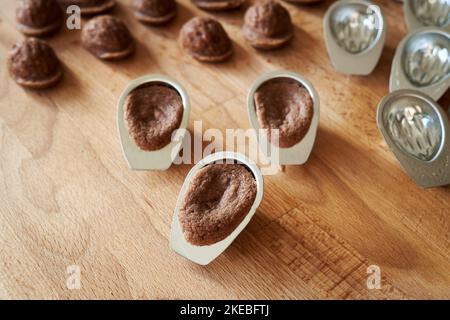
[402,31,450,87]
[377,89,450,188]
[382,95,442,161]
[411,0,450,28]
[329,3,380,53]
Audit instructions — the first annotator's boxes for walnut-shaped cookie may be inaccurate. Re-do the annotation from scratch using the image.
[16,0,63,37]
[179,164,257,246]
[132,0,177,25]
[81,15,134,60]
[58,0,115,16]
[243,0,293,50]
[283,0,322,4]
[191,0,245,11]
[124,84,184,151]
[180,17,232,62]
[8,38,63,89]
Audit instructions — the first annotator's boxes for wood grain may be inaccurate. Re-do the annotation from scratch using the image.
[0,0,449,299]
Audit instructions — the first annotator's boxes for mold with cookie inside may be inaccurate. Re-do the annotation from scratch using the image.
[170,152,264,265]
[117,74,190,170]
[247,70,320,166]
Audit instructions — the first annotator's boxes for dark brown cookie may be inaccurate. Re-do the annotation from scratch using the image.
[180,17,232,62]
[16,0,63,37]
[81,15,134,60]
[58,0,115,16]
[254,78,314,148]
[132,0,177,25]
[124,84,184,151]
[282,0,322,4]
[8,38,63,89]
[243,0,293,50]
[179,164,257,246]
[191,0,245,11]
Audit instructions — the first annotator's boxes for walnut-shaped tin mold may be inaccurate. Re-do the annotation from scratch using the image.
[81,15,134,60]
[132,0,177,25]
[390,27,449,101]
[171,151,264,265]
[180,17,233,62]
[247,70,320,165]
[404,0,450,32]
[324,0,386,75]
[8,38,63,89]
[377,89,450,188]
[58,0,115,16]
[191,0,245,11]
[243,0,293,50]
[16,0,63,37]
[117,75,190,170]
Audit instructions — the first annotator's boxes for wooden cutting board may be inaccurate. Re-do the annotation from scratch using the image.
[0,0,449,299]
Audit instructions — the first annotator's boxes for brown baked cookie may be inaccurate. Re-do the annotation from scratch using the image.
[243,0,293,50]
[180,17,232,62]
[124,84,184,151]
[179,164,257,246]
[132,0,177,25]
[8,38,63,89]
[282,0,322,4]
[191,0,245,11]
[16,0,63,37]
[58,0,115,16]
[81,15,134,60]
[254,78,313,148]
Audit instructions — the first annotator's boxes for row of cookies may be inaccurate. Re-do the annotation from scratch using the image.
[7,0,320,88]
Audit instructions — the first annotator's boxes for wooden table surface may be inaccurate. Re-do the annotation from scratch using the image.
[1,0,449,300]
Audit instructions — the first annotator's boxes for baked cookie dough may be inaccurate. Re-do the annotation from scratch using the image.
[180,17,232,62]
[254,77,314,148]
[179,164,257,246]
[16,0,63,37]
[124,84,184,151]
[283,0,322,4]
[191,0,245,11]
[132,0,177,25]
[81,15,134,60]
[8,37,63,89]
[58,0,115,16]
[243,0,293,50]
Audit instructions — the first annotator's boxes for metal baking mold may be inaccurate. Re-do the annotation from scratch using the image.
[170,151,264,265]
[117,74,190,170]
[324,0,386,75]
[247,70,320,165]
[390,27,450,101]
[377,89,450,188]
[404,0,450,31]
